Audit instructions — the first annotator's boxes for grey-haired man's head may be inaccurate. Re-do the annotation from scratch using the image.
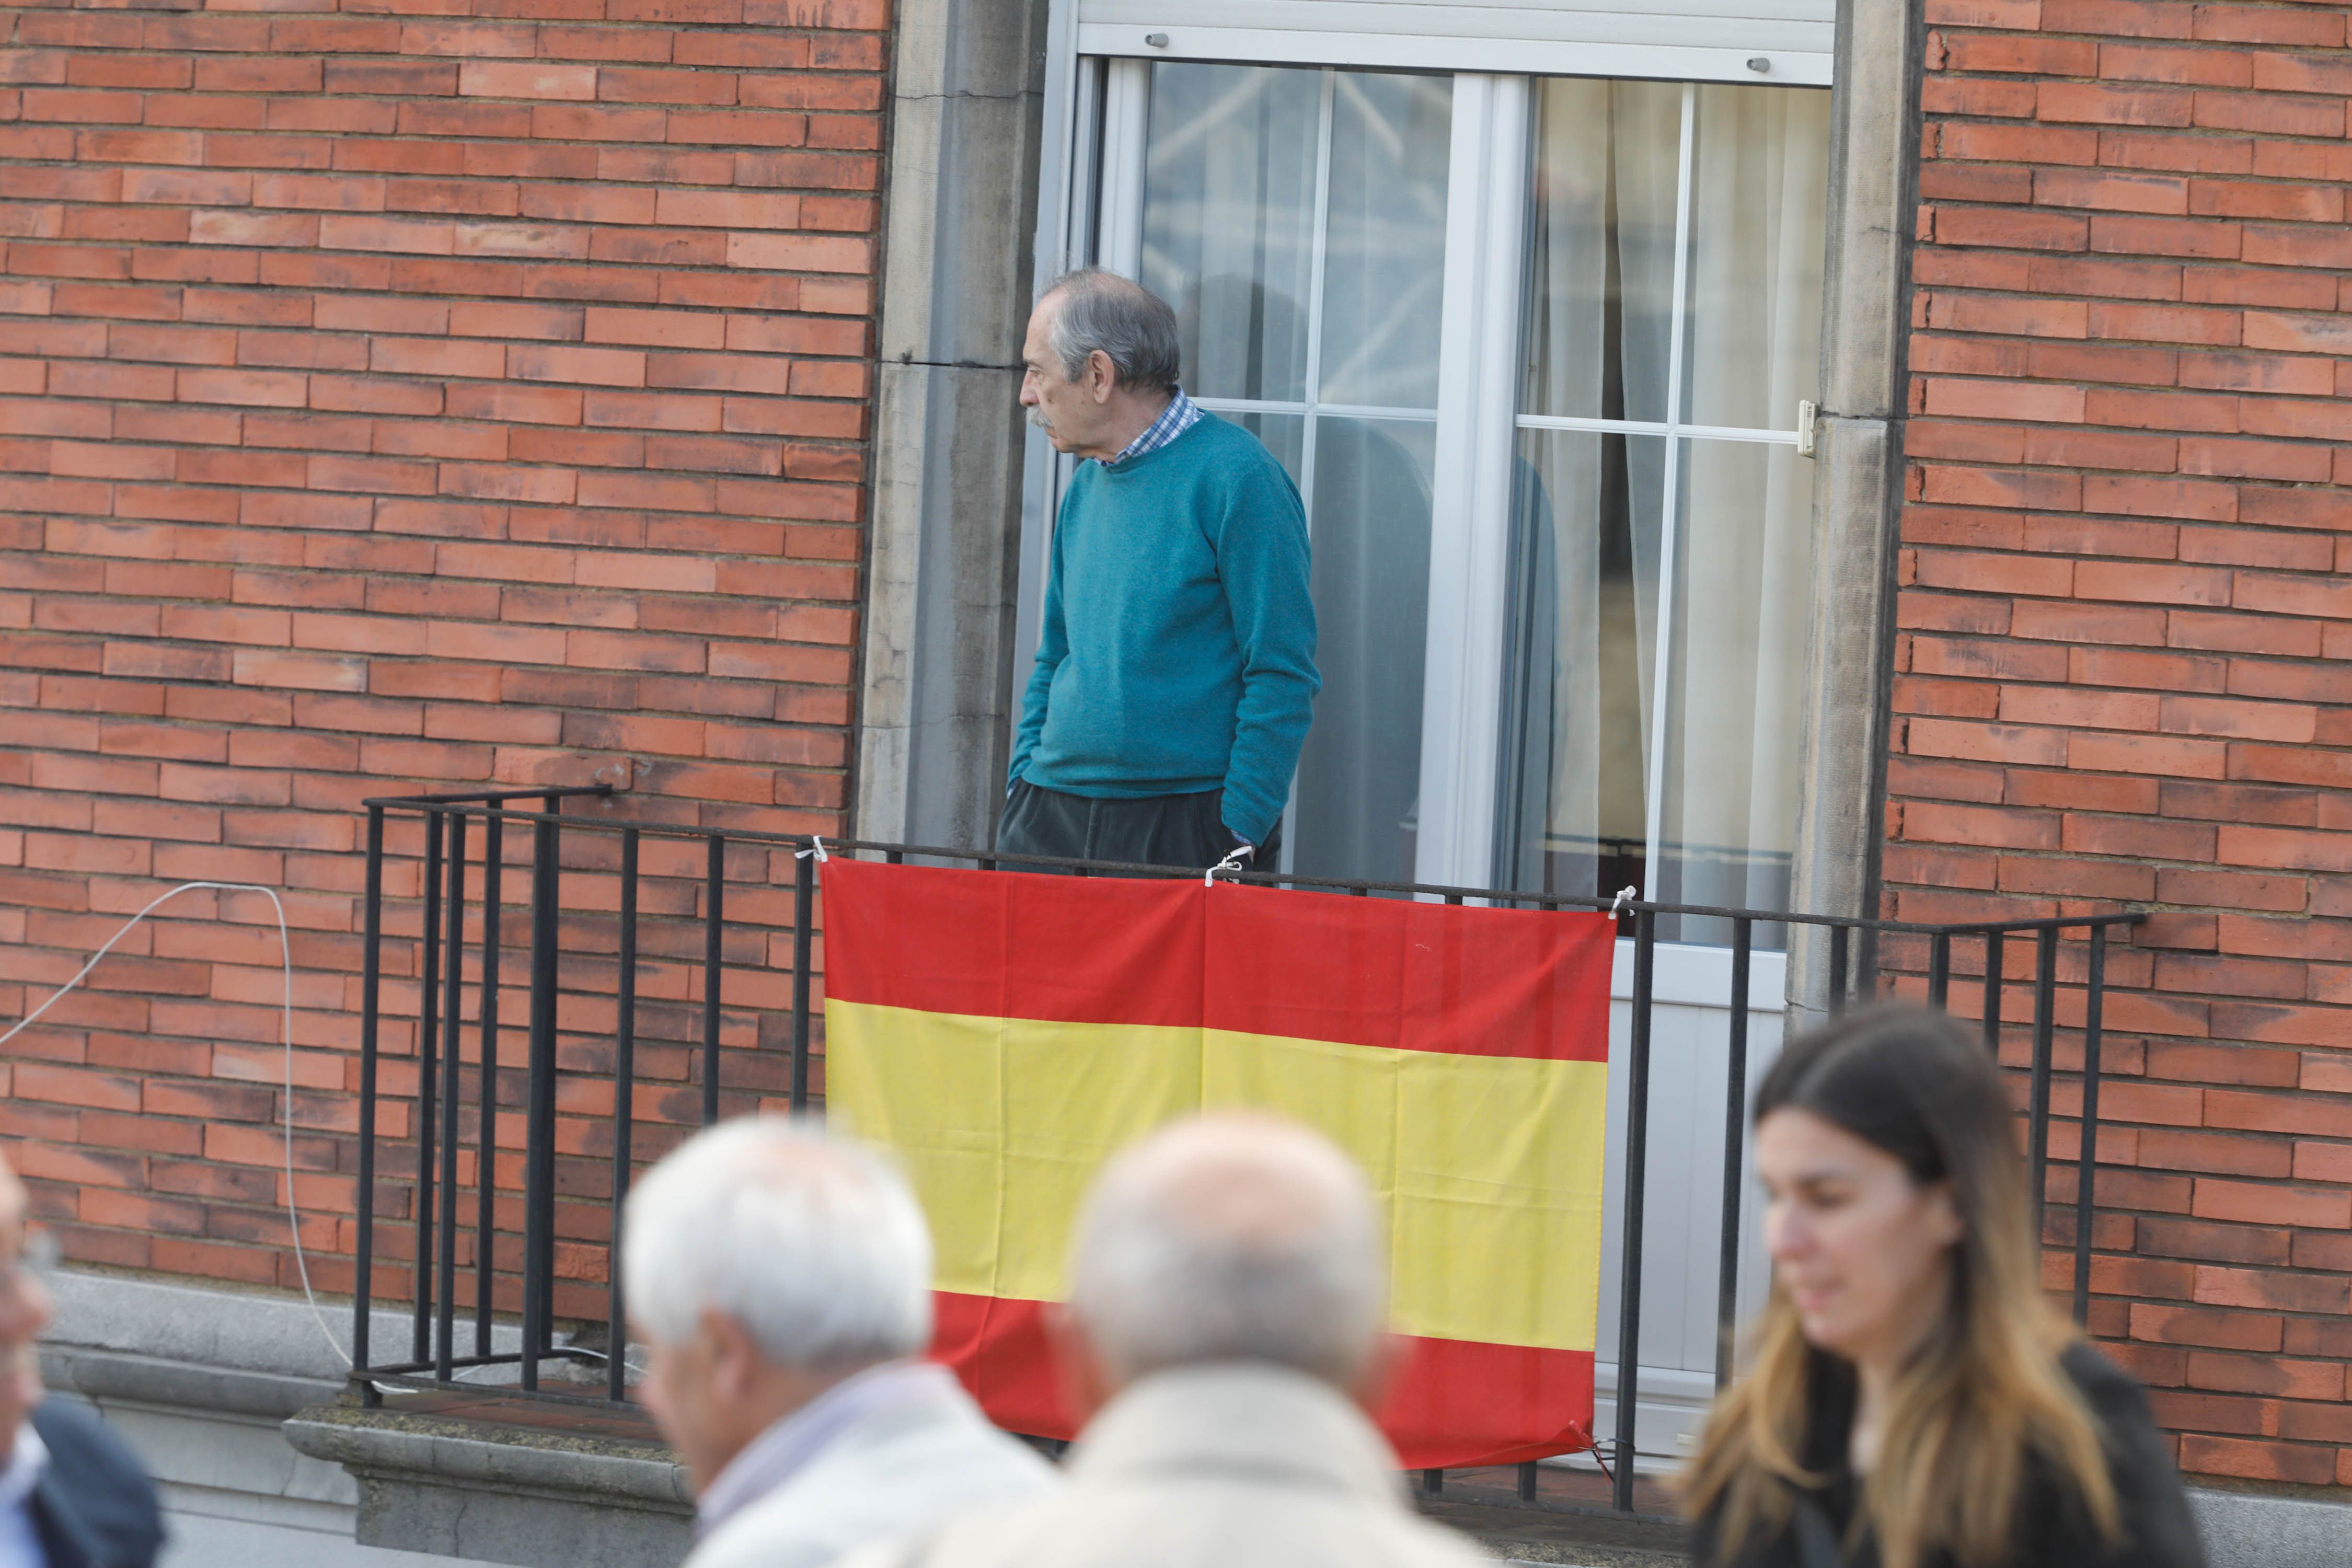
[1053,1113,1391,1416]
[1020,269,1184,462]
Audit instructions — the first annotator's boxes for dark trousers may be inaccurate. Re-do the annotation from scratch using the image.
[996,779,1283,872]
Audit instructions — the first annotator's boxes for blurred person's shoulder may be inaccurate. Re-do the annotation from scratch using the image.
[30,1397,166,1568]
[2047,1340,2207,1568]
[2057,1339,2153,1421]
[826,1463,1493,1568]
[690,1389,1056,1568]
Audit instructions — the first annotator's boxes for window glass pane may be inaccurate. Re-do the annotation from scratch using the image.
[1139,64,1320,402]
[1656,438,1815,945]
[1132,62,1451,885]
[1498,430,1664,908]
[1500,432,1812,944]
[1684,86,1831,431]
[1521,79,1682,425]
[1293,417,1436,886]
[1319,74,1452,410]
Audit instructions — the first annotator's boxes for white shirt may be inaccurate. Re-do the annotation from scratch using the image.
[0,1422,50,1568]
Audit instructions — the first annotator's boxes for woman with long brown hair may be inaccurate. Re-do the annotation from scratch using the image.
[1685,1007,2204,1568]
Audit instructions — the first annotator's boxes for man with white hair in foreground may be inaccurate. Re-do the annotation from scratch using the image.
[845,1112,1488,1568]
[621,1119,1056,1568]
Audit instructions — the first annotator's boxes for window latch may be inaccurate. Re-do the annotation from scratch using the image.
[1795,399,1818,458]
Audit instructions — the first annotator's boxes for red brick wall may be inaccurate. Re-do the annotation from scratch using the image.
[1897,0,2352,1489]
[0,0,880,1297]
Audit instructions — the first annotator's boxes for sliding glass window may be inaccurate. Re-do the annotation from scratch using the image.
[1035,60,1830,947]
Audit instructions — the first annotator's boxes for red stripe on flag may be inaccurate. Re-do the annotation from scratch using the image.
[822,860,1612,1063]
[1205,882,1614,1063]
[821,860,1203,1026]
[928,1292,1597,1470]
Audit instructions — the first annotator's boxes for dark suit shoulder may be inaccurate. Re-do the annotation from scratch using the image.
[31,1398,165,1568]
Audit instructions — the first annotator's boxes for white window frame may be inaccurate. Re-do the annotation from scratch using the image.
[1021,9,1833,900]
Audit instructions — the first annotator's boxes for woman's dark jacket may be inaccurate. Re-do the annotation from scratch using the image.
[1695,1342,2205,1568]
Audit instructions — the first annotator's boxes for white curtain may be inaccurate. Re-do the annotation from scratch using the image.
[1670,87,1828,922]
[1503,80,1678,898]
[1503,80,1828,938]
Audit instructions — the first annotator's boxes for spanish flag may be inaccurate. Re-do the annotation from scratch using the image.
[822,859,1614,1469]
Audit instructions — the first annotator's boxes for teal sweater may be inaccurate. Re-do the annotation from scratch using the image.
[1012,414,1320,845]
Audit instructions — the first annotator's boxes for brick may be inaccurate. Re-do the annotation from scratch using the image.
[2194,1260,2352,1310]
[1921,377,2087,423]
[509,344,645,388]
[2194,7,2343,47]
[2129,1302,2278,1352]
[2036,167,2189,215]
[2040,82,2195,126]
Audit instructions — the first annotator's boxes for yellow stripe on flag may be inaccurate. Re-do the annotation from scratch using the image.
[826,998,1608,1354]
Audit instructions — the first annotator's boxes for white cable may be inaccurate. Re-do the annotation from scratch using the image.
[1,881,349,1367]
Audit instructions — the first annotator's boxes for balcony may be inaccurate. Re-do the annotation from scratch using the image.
[292,787,2137,1565]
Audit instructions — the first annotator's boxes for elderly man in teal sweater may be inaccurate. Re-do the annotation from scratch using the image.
[1001,270,1320,871]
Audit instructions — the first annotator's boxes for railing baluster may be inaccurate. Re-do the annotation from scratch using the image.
[414,810,443,1365]
[1827,925,1849,1017]
[704,835,725,1127]
[2030,927,2058,1247]
[1715,916,1751,1394]
[1981,932,2003,1053]
[1421,1469,1442,1495]
[791,843,815,1113]
[1613,908,1656,1514]
[356,805,384,1395]
[2073,925,2106,1327]
[476,813,501,1356]
[436,812,466,1382]
[608,828,639,1401]
[1927,930,1952,1010]
[521,810,561,1390]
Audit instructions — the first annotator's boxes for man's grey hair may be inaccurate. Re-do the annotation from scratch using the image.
[621,1117,932,1370]
[1040,268,1183,393]
[1067,1113,1387,1388]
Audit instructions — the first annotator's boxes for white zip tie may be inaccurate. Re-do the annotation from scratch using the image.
[795,835,829,862]
[1609,885,1638,917]
[1204,844,1254,886]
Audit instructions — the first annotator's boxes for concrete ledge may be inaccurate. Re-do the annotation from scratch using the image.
[43,1343,334,1422]
[2189,1485,2352,1568]
[47,1269,387,1380]
[283,1404,690,1568]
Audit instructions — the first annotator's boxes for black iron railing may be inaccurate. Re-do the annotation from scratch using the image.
[350,789,2139,1516]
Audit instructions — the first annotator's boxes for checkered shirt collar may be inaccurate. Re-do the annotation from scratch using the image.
[1103,388,1201,466]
